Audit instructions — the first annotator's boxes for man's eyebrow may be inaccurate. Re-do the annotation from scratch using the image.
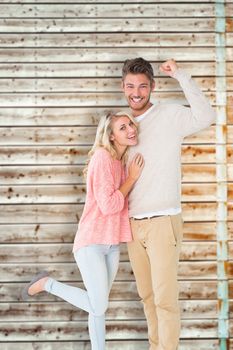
[125,82,149,86]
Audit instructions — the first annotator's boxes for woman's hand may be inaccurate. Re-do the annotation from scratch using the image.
[128,153,144,181]
[119,153,144,198]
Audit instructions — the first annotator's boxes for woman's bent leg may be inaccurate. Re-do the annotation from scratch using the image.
[43,244,118,350]
[45,278,91,312]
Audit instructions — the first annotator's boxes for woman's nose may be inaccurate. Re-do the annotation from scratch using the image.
[128,125,136,132]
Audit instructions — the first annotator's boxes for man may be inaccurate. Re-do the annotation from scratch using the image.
[122,58,216,350]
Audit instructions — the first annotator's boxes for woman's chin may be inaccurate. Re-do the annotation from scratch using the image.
[128,140,138,146]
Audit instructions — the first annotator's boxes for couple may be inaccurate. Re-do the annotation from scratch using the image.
[22,58,216,350]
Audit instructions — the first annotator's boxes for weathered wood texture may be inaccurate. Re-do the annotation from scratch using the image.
[0,0,231,349]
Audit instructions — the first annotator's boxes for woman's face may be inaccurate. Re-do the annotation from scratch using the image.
[110,116,138,149]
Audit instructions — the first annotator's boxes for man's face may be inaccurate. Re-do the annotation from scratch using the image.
[122,73,155,116]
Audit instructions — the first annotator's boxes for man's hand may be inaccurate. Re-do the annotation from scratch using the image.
[159,59,178,77]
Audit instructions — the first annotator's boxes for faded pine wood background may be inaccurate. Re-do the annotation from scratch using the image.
[0,0,232,349]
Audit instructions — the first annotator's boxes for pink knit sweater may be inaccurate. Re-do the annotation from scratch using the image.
[73,148,132,252]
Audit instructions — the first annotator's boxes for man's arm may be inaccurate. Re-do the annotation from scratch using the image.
[160,59,216,137]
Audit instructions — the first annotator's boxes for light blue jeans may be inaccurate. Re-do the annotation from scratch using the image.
[44,244,120,350]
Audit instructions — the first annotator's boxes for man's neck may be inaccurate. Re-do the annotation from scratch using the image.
[131,102,153,118]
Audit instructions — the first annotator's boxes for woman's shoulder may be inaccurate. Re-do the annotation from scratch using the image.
[90,147,113,167]
[93,147,111,159]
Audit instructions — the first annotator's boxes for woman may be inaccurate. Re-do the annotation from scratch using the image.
[21,111,144,350]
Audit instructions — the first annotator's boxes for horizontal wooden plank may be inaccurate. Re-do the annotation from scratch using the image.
[228,105,233,124]
[228,126,233,143]
[0,164,216,185]
[0,165,84,185]
[226,0,233,17]
[229,241,233,259]
[0,280,218,302]
[182,164,216,182]
[0,107,103,126]
[176,203,217,222]
[0,223,77,243]
[0,340,221,350]
[0,145,89,165]
[0,221,217,243]
[0,320,218,341]
[0,48,218,63]
[229,320,233,340]
[0,242,217,263]
[0,62,219,79]
[0,204,84,224]
[0,77,219,93]
[0,91,217,107]
[228,222,233,241]
[227,18,233,33]
[0,300,218,321]
[0,183,217,204]
[0,4,216,18]
[182,145,216,163]
[228,203,233,220]
[0,260,218,281]
[227,164,233,181]
[180,222,217,241]
[0,145,216,165]
[227,145,233,163]
[0,33,216,48]
[0,126,97,145]
[228,47,233,60]
[229,95,233,107]
[228,184,233,201]
[226,33,233,46]
[0,18,215,33]
[0,125,215,145]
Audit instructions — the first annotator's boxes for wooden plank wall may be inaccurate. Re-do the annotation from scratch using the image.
[0,0,232,349]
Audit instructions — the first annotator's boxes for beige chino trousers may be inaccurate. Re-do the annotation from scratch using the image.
[127,214,183,350]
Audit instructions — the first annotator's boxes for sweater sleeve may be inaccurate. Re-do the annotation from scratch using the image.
[90,150,125,216]
[172,69,216,138]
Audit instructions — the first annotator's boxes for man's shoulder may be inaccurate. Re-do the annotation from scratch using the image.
[149,103,183,116]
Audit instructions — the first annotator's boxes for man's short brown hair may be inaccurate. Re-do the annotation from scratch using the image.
[122,57,154,84]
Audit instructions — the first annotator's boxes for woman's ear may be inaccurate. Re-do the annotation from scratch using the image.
[110,134,115,141]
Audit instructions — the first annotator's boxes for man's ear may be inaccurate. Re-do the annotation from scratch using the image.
[121,80,124,90]
[151,79,155,91]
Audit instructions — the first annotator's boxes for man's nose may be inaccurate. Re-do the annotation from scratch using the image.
[132,87,140,96]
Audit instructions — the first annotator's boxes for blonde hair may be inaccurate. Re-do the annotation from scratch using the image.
[84,111,137,176]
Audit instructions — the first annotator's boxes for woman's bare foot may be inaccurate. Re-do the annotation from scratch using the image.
[28,276,49,296]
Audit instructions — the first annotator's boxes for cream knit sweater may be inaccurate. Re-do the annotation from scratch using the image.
[127,69,216,217]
